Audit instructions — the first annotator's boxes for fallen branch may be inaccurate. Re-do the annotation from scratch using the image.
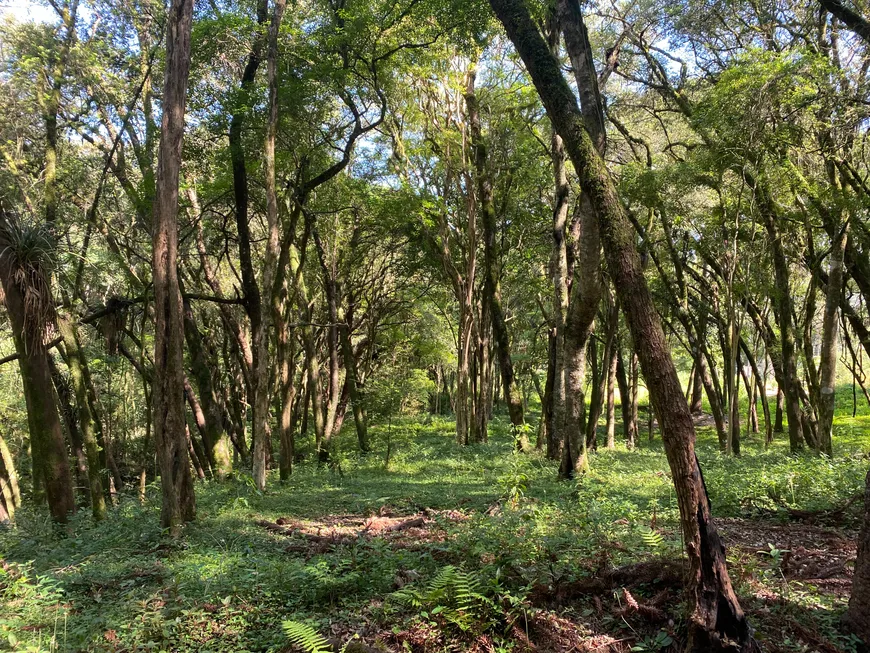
[783,493,862,522]
[531,559,684,604]
[381,516,425,532]
[256,513,430,551]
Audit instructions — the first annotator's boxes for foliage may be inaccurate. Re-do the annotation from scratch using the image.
[391,564,493,631]
[0,417,866,651]
[283,620,338,653]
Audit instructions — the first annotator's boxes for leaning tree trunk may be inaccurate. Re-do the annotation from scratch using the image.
[340,321,369,453]
[0,430,21,520]
[485,0,756,648]
[150,0,196,535]
[741,338,772,444]
[690,359,704,413]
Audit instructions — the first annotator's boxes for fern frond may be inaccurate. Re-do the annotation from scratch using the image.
[283,620,333,653]
[428,565,458,594]
[639,527,664,549]
[391,586,424,608]
[452,569,479,611]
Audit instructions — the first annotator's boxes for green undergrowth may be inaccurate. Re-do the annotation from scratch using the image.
[1,406,868,652]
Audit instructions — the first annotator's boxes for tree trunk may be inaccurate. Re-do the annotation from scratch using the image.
[775,388,784,432]
[250,0,288,489]
[630,353,640,444]
[276,313,296,479]
[341,323,369,453]
[150,0,196,535]
[691,360,704,413]
[182,301,232,478]
[616,348,635,447]
[472,296,492,443]
[186,424,207,480]
[49,354,88,500]
[465,68,526,447]
[606,339,617,449]
[290,238,327,458]
[184,376,213,478]
[817,223,848,457]
[456,304,473,445]
[0,218,75,523]
[0,431,21,520]
[310,224,343,448]
[846,466,870,643]
[739,360,757,435]
[699,345,729,448]
[728,351,741,456]
[58,316,107,520]
[228,0,269,487]
[587,299,618,450]
[555,0,604,479]
[544,328,559,457]
[756,188,804,453]
[485,1,755,647]
[550,130,570,460]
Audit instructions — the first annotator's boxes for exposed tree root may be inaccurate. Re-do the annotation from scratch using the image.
[530,558,685,605]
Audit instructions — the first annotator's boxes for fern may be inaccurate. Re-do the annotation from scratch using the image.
[639,526,664,549]
[283,620,334,653]
[451,568,482,612]
[390,565,492,632]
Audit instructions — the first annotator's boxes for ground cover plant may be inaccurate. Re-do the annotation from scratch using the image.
[1,404,868,652]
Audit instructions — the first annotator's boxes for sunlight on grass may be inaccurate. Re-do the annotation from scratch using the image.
[1,401,867,651]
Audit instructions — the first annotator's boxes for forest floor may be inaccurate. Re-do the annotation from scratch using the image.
[1,408,869,653]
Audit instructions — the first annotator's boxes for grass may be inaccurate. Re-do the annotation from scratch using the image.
[1,395,868,653]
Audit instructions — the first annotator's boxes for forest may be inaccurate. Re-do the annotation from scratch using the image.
[1,0,870,650]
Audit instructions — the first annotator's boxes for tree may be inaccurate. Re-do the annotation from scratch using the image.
[484,0,756,647]
[150,0,196,534]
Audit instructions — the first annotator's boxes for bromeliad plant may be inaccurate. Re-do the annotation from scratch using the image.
[0,216,58,351]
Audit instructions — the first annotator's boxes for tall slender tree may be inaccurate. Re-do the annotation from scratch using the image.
[150,0,196,534]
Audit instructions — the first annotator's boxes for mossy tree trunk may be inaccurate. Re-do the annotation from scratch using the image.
[817,222,848,456]
[58,316,106,520]
[485,0,757,647]
[555,0,604,478]
[182,301,232,478]
[464,67,526,448]
[0,220,74,523]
